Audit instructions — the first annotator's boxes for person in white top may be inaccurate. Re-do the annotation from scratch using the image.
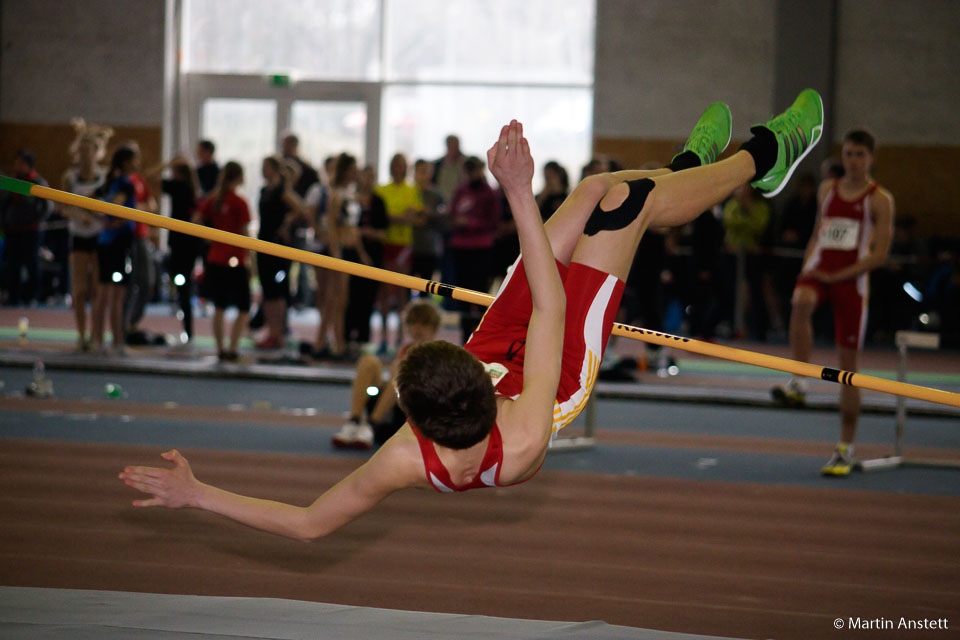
[60,122,111,351]
[311,153,358,360]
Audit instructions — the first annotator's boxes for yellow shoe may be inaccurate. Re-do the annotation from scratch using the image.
[821,444,853,476]
[771,383,806,407]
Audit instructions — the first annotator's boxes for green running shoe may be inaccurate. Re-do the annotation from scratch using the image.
[752,88,824,198]
[672,102,732,167]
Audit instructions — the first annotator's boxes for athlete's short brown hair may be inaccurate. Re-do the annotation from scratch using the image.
[395,341,497,449]
[843,129,876,153]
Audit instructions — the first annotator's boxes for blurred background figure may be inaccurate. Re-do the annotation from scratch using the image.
[448,155,500,342]
[158,157,202,347]
[410,159,445,284]
[774,173,818,327]
[723,184,774,341]
[344,165,388,350]
[254,156,304,350]
[687,206,725,341]
[926,246,960,348]
[91,146,137,354]
[121,141,159,342]
[821,156,844,182]
[375,153,421,346]
[332,300,441,450]
[322,156,337,188]
[302,165,329,353]
[60,121,111,350]
[535,160,569,223]
[313,153,356,360]
[280,131,319,309]
[1,150,53,307]
[433,134,466,309]
[432,134,466,204]
[491,183,518,288]
[280,132,319,198]
[194,161,251,361]
[195,139,219,196]
[580,157,604,181]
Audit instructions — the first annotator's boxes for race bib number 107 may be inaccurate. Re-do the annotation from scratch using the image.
[819,217,860,250]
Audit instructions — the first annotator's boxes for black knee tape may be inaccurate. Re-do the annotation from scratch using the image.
[584,178,655,236]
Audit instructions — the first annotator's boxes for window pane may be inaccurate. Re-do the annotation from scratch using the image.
[201,98,276,229]
[386,0,595,84]
[380,85,592,193]
[184,0,380,80]
[290,101,367,174]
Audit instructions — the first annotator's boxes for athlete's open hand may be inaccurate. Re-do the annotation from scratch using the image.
[487,119,534,194]
[119,449,199,508]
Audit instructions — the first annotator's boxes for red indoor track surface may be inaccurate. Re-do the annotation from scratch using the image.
[2,438,958,639]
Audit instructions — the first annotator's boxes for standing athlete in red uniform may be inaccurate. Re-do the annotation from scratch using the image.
[120,90,824,539]
[773,129,895,476]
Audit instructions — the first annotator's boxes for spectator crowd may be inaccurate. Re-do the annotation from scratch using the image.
[2,121,958,363]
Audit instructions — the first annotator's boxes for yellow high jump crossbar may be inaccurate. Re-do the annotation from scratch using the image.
[2,174,958,410]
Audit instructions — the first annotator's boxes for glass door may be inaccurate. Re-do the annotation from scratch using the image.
[184,76,379,189]
[200,98,277,215]
[290,100,368,174]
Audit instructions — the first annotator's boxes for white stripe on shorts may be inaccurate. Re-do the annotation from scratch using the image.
[551,274,619,434]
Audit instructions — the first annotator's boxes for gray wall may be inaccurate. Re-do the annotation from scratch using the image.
[594,0,775,139]
[835,0,960,145]
[2,0,958,144]
[593,0,960,146]
[0,0,164,125]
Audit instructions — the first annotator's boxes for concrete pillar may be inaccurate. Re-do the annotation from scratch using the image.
[773,0,837,172]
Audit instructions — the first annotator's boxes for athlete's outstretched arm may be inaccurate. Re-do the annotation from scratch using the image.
[487,121,564,442]
[487,120,564,316]
[119,438,420,541]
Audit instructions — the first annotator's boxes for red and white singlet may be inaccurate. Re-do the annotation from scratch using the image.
[797,180,879,349]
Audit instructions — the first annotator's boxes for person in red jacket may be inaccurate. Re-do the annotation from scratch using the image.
[194,161,252,361]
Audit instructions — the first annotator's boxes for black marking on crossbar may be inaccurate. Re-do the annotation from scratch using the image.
[425,281,456,298]
[822,368,855,385]
[617,325,691,343]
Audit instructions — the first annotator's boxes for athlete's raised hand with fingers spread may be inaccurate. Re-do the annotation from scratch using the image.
[487,119,534,196]
[119,449,200,508]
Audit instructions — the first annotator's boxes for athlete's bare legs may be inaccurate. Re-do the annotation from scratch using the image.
[550,88,825,285]
[788,286,818,364]
[838,346,860,442]
[572,152,756,281]
[542,101,736,270]
[542,168,671,267]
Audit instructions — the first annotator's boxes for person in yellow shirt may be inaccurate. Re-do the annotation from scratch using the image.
[723,184,775,341]
[375,154,423,344]
[723,184,770,251]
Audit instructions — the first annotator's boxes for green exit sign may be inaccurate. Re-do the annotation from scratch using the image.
[268,74,291,88]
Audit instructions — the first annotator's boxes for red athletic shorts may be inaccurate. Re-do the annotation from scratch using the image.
[465,258,624,434]
[795,275,868,349]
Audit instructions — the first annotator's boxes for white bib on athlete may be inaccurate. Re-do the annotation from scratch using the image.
[481,361,508,389]
[818,217,860,251]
